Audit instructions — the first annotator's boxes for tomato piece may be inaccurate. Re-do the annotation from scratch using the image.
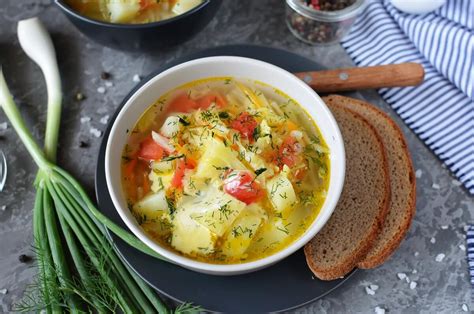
[223,170,264,204]
[167,93,198,113]
[278,136,303,168]
[171,159,186,189]
[231,112,258,141]
[138,136,164,161]
[197,93,227,109]
[170,158,195,189]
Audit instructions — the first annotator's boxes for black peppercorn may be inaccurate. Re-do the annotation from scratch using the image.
[18,254,32,263]
[79,141,90,148]
[101,72,111,80]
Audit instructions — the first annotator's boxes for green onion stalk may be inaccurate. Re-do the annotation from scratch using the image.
[0,18,197,314]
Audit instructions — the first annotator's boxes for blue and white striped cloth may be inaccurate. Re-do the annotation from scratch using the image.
[341,0,474,195]
[468,226,474,287]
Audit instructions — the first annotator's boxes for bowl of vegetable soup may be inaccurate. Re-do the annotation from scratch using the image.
[54,0,222,51]
[105,56,345,275]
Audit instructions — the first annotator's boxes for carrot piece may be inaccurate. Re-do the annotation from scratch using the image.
[139,0,156,9]
[124,158,137,179]
[171,159,186,189]
[142,172,150,195]
[185,156,197,169]
[123,159,138,201]
[285,120,298,132]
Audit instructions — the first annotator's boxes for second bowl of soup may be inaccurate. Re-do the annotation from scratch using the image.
[106,56,345,275]
[54,0,222,51]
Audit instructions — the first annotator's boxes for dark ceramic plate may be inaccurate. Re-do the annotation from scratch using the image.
[95,45,355,313]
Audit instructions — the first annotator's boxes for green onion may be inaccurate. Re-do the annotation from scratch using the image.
[2,17,199,313]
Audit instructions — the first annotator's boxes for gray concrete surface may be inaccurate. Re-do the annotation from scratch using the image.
[0,0,472,313]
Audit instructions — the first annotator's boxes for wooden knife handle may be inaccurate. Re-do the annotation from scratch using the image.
[294,63,425,93]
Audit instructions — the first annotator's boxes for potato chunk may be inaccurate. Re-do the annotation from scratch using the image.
[171,208,216,255]
[190,190,246,237]
[171,187,246,255]
[149,171,173,193]
[160,116,182,138]
[249,217,292,252]
[133,190,168,220]
[107,1,140,23]
[222,204,267,257]
[172,0,202,15]
[266,167,297,215]
[194,138,247,179]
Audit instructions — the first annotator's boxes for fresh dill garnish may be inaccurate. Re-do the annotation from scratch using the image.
[218,201,233,220]
[173,302,203,313]
[277,222,291,235]
[299,191,315,206]
[188,178,196,190]
[252,125,261,141]
[251,167,267,182]
[166,197,176,216]
[161,154,185,162]
[279,192,288,199]
[254,167,267,177]
[231,226,243,237]
[218,111,230,119]
[270,179,284,196]
[232,133,240,144]
[200,110,214,122]
[212,165,230,171]
[134,213,148,225]
[178,116,190,126]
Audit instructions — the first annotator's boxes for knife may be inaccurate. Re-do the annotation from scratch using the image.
[294,63,425,93]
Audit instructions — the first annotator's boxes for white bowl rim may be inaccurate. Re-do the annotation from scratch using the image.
[105,56,345,275]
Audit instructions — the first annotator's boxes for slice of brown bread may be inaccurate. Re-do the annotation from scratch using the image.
[304,103,391,280]
[323,95,416,269]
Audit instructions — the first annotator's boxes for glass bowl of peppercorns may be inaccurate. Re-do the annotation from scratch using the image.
[286,0,366,45]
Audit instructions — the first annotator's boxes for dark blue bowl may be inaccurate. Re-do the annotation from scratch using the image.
[54,0,222,51]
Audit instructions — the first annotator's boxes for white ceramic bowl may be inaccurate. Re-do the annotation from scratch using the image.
[105,56,345,275]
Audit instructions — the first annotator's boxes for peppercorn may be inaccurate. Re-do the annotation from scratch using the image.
[18,254,32,263]
[101,71,111,80]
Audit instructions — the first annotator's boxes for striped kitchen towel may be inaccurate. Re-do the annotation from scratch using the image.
[468,226,474,287]
[341,0,474,195]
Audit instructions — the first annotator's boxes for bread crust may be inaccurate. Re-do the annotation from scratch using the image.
[304,103,391,280]
[323,95,416,269]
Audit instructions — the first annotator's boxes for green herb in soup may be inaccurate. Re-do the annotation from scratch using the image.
[65,0,203,24]
[121,77,330,264]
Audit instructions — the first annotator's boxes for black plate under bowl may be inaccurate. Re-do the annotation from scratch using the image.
[95,44,355,313]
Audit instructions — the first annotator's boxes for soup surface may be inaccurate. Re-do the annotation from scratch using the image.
[121,77,330,264]
[65,0,203,24]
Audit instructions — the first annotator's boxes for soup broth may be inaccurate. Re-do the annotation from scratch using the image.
[65,0,203,24]
[121,77,330,264]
